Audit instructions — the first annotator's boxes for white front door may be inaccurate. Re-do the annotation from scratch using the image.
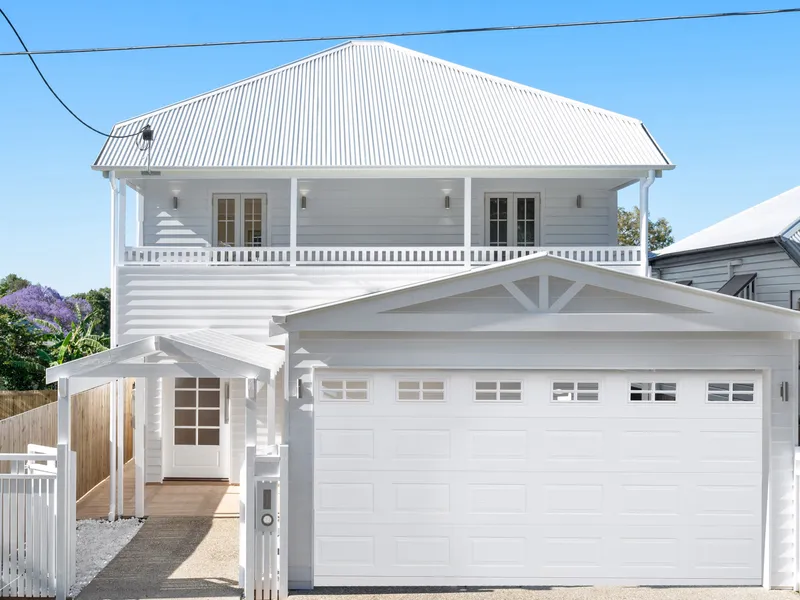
[314,369,763,586]
[163,377,230,479]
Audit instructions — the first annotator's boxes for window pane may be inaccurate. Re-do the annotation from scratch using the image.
[347,381,368,390]
[175,410,196,427]
[732,393,754,402]
[553,382,575,391]
[476,382,497,391]
[577,382,599,391]
[423,381,444,390]
[475,392,496,401]
[399,381,419,390]
[733,383,754,392]
[631,383,652,391]
[175,378,196,389]
[499,392,521,401]
[398,391,419,401]
[423,391,445,401]
[175,429,196,446]
[199,390,219,408]
[576,392,599,402]
[322,381,343,389]
[199,378,220,389]
[322,390,343,400]
[655,383,677,391]
[175,390,196,408]
[708,393,729,402]
[654,392,677,402]
[198,409,219,427]
[198,429,220,446]
[499,381,521,390]
[708,383,729,392]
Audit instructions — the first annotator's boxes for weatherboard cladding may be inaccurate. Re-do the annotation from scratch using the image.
[95,41,669,169]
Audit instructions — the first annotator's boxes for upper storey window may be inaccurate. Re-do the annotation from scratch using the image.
[485,193,540,247]
[213,194,267,247]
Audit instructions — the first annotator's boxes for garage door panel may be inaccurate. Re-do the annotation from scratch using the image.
[314,369,763,585]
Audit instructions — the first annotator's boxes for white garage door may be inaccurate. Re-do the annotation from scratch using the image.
[314,370,763,586]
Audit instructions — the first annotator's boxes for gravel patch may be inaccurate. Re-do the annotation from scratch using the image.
[70,518,143,597]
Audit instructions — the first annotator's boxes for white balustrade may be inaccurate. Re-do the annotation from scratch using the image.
[122,246,641,267]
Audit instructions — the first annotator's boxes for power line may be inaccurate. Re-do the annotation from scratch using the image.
[0,8,799,57]
[0,7,145,137]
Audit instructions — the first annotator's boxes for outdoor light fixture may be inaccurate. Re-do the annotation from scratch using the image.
[780,381,789,402]
[297,378,304,398]
[172,196,179,209]
[445,195,450,209]
[576,194,582,208]
[301,195,307,210]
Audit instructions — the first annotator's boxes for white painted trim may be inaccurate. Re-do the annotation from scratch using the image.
[117,180,127,263]
[538,274,549,311]
[503,282,537,312]
[116,379,125,517]
[108,380,117,521]
[279,444,289,600]
[290,178,298,266]
[136,190,144,246]
[549,281,585,313]
[762,369,772,589]
[463,177,472,267]
[134,378,146,518]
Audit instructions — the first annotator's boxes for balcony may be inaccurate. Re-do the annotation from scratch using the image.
[122,246,641,268]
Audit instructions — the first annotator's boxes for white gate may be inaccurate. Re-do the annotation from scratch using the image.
[0,446,76,598]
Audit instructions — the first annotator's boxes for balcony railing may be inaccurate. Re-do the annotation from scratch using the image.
[122,246,641,267]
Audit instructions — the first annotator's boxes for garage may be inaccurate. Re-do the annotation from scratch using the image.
[313,369,763,586]
[273,254,800,589]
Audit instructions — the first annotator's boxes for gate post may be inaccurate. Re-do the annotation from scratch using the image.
[55,376,70,600]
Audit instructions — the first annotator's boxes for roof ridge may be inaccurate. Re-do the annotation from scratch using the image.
[111,40,642,130]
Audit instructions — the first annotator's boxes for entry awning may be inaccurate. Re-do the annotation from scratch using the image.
[46,329,285,394]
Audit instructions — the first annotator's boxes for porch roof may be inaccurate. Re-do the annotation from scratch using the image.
[45,329,284,393]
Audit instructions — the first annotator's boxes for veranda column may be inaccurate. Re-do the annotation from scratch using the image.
[464,177,472,267]
[638,170,655,277]
[108,173,118,520]
[290,178,298,267]
[134,378,147,518]
[55,377,70,600]
[241,378,257,598]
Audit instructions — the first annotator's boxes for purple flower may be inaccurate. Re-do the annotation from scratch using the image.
[0,285,90,332]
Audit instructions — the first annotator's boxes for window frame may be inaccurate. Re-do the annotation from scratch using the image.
[212,193,269,247]
[483,192,541,247]
[705,381,757,404]
[395,379,447,403]
[318,378,371,403]
[173,377,222,446]
[473,380,524,403]
[550,380,601,404]
[628,381,678,403]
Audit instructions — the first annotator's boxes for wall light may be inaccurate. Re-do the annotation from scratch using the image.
[445,195,450,210]
[301,195,307,210]
[576,194,582,208]
[172,196,179,209]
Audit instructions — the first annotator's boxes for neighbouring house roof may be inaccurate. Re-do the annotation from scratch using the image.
[654,186,800,259]
[94,41,671,171]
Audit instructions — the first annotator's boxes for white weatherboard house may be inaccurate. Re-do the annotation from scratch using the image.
[43,41,800,595]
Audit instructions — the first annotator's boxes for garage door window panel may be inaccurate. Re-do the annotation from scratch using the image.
[630,382,677,403]
[474,381,522,402]
[320,379,370,402]
[552,381,600,403]
[707,382,755,403]
[397,380,446,402]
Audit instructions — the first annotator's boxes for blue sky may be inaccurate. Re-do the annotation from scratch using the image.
[0,0,797,294]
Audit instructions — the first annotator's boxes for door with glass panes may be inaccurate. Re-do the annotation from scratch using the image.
[213,193,268,247]
[163,377,230,479]
[484,193,540,247]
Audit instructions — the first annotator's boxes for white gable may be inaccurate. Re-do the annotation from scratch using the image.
[273,254,800,335]
[94,41,670,170]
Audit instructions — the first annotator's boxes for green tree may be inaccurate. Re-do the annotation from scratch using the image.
[0,307,47,390]
[617,206,674,251]
[0,274,31,297]
[37,315,110,368]
[72,287,111,337]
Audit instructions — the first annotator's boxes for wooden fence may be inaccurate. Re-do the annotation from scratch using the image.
[0,389,57,420]
[0,381,133,499]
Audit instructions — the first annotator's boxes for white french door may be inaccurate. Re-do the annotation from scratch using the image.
[212,193,268,247]
[484,193,540,247]
[163,377,230,479]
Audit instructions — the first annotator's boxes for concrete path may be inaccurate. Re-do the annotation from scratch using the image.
[76,516,240,600]
[296,587,796,600]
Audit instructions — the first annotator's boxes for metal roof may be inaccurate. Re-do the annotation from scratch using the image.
[655,186,800,258]
[94,41,671,170]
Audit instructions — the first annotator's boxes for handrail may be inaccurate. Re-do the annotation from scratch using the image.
[122,245,641,266]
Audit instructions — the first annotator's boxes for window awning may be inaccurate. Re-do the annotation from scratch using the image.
[45,329,284,394]
[718,273,757,297]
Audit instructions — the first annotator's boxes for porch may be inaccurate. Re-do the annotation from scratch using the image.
[76,461,239,519]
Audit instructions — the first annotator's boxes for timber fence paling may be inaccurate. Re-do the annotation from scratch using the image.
[0,379,134,499]
[0,389,57,419]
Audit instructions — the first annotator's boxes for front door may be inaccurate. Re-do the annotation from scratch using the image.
[163,377,230,479]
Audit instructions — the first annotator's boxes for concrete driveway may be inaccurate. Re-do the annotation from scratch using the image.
[295,587,796,600]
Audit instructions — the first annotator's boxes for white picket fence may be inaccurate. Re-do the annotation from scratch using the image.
[0,445,75,598]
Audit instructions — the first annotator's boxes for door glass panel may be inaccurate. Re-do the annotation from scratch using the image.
[489,197,509,246]
[173,378,221,447]
[216,198,237,247]
[244,198,264,247]
[516,197,537,246]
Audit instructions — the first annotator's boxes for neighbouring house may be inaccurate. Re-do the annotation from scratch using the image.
[41,41,800,596]
[651,186,800,308]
